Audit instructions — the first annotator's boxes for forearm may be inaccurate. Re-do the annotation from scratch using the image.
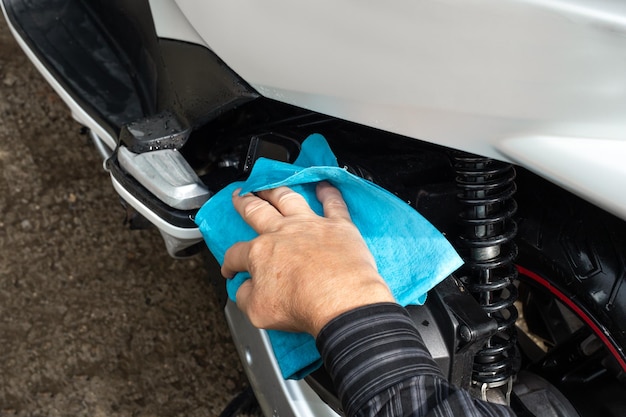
[316,303,516,417]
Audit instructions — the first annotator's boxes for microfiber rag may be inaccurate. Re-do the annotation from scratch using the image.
[194,133,463,380]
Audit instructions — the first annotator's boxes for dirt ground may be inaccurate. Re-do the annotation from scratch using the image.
[0,16,250,417]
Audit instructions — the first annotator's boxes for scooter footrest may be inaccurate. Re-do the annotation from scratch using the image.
[117,146,211,211]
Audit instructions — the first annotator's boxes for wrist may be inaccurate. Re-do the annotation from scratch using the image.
[308,281,395,336]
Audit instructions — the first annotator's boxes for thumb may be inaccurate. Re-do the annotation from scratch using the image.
[235,279,254,318]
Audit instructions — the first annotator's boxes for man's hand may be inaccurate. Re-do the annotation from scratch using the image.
[222,182,395,336]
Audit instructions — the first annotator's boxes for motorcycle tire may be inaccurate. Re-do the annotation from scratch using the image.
[514,168,626,417]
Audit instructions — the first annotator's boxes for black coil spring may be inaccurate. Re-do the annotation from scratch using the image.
[455,155,519,386]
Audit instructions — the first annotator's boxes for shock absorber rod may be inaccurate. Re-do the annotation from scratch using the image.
[455,155,520,404]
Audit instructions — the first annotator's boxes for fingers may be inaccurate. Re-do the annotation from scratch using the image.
[235,279,253,315]
[316,182,351,221]
[233,186,314,233]
[221,240,250,278]
[226,183,350,278]
[232,189,283,234]
[255,186,313,216]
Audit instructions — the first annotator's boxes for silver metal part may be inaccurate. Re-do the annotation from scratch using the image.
[117,146,210,210]
[157,229,202,259]
[477,378,513,406]
[225,301,339,417]
[110,175,204,258]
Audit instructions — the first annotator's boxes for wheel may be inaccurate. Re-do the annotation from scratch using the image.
[514,169,626,417]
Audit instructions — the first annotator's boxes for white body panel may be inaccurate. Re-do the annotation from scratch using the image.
[225,301,339,417]
[169,0,626,219]
[148,0,208,47]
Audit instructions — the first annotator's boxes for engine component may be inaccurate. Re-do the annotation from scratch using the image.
[455,155,520,403]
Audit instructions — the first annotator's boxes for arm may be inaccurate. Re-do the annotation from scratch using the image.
[222,182,515,417]
[317,303,516,417]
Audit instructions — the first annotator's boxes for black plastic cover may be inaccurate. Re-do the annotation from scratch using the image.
[3,0,146,137]
[4,0,259,140]
[119,111,191,153]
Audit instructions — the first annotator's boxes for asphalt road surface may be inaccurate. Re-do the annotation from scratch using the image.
[0,16,251,417]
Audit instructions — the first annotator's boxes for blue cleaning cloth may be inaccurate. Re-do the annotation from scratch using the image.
[195,134,463,380]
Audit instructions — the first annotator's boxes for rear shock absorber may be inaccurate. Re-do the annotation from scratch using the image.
[455,155,520,404]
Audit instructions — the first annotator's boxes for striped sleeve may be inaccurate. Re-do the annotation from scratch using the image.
[316,303,516,417]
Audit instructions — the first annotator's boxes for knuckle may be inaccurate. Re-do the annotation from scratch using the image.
[326,197,347,209]
[247,238,265,258]
[246,237,275,273]
[276,189,300,204]
[242,199,270,219]
[247,302,269,329]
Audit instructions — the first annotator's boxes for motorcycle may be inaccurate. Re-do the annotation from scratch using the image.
[2,1,626,416]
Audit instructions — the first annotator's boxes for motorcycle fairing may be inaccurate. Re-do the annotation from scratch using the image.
[5,0,626,221]
[170,0,626,221]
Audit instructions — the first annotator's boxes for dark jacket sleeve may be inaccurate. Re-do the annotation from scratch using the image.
[316,303,516,417]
